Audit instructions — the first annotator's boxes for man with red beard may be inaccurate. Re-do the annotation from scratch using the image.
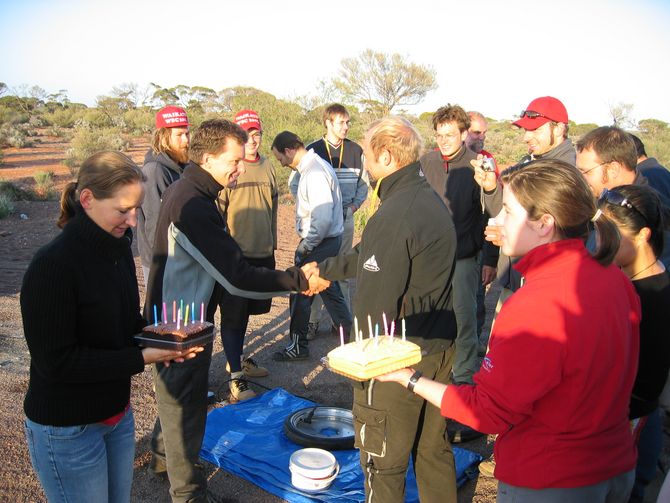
[137,106,191,281]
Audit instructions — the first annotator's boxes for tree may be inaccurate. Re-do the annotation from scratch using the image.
[333,49,437,116]
[609,102,636,129]
[638,118,668,137]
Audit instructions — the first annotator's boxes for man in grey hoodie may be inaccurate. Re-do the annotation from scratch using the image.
[137,106,191,281]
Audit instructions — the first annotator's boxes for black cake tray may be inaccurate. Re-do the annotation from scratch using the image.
[134,325,214,350]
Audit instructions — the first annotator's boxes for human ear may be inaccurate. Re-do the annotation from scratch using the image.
[537,213,556,238]
[636,226,652,246]
[79,188,94,209]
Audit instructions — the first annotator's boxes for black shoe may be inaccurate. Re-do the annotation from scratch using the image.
[272,348,309,361]
[447,420,485,443]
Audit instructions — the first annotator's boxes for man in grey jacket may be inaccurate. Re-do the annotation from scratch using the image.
[473,96,575,294]
[272,131,352,361]
[137,106,191,281]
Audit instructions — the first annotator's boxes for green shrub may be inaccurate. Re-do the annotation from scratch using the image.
[0,179,32,200]
[82,109,113,128]
[0,124,35,148]
[44,107,83,128]
[33,170,56,200]
[46,125,72,139]
[65,125,130,174]
[123,108,154,135]
[0,194,14,219]
[0,105,29,126]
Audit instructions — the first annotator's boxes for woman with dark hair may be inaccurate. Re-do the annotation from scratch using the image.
[21,151,201,503]
[378,160,640,502]
[598,184,670,503]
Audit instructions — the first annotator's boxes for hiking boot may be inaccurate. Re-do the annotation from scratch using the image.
[478,455,496,478]
[230,378,256,401]
[305,322,319,340]
[225,357,269,377]
[447,420,485,443]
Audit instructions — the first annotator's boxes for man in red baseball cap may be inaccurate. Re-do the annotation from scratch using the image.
[512,96,574,163]
[137,106,191,283]
[216,109,276,400]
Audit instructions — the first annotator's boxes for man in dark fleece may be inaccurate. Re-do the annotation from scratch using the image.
[137,105,191,281]
[145,119,318,503]
[307,117,459,503]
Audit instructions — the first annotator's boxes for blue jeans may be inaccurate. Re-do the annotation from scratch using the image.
[290,236,352,348]
[498,469,634,503]
[24,408,135,503]
[630,408,663,503]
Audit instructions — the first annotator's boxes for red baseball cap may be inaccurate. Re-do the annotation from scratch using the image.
[234,109,262,132]
[155,106,190,129]
[513,97,568,131]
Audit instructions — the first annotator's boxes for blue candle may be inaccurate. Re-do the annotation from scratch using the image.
[153,305,158,326]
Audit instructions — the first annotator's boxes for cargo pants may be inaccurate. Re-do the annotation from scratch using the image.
[352,346,457,503]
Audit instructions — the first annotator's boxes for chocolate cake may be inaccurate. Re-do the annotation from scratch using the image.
[135,321,214,349]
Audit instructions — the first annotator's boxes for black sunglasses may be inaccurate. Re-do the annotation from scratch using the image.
[597,188,648,224]
[520,110,550,120]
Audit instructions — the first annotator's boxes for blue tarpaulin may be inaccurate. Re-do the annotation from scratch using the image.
[200,388,482,503]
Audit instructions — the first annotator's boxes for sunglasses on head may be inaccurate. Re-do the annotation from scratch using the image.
[520,110,551,120]
[597,188,648,224]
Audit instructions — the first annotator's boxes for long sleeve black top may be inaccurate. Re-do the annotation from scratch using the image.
[21,208,146,426]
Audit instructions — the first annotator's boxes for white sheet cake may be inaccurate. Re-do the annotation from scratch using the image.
[326,336,422,381]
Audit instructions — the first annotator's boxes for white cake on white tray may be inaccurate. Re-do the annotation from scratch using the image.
[326,336,422,381]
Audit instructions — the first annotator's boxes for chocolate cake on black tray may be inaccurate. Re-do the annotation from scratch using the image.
[135,321,214,350]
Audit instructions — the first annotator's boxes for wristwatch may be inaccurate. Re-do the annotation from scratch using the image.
[407,370,422,392]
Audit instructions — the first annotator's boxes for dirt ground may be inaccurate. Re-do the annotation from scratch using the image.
[0,134,666,502]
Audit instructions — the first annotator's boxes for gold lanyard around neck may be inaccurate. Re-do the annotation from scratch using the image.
[369,176,383,212]
[324,137,343,170]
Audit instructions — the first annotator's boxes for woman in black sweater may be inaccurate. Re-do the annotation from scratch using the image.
[599,184,670,503]
[21,151,200,503]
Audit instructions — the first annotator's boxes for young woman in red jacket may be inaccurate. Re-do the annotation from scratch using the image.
[379,160,640,503]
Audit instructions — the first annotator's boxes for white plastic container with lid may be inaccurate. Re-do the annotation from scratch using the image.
[289,448,339,493]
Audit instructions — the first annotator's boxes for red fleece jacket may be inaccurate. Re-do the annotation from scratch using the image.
[442,239,640,488]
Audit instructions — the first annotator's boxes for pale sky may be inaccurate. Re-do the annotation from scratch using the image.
[1,0,669,126]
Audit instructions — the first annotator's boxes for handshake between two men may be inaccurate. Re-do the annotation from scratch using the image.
[299,261,331,296]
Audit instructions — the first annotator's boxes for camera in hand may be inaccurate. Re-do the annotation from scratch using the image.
[481,157,495,172]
